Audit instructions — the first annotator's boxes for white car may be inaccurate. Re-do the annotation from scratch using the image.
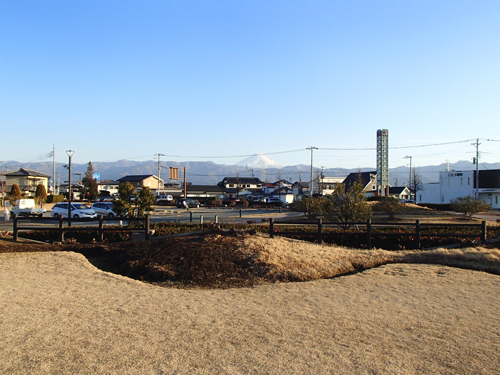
[90,202,118,218]
[51,203,97,219]
[266,197,289,205]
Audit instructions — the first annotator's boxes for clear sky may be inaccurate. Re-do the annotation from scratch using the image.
[1,1,499,170]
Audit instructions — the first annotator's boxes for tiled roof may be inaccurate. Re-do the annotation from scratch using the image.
[3,168,51,178]
[117,175,158,182]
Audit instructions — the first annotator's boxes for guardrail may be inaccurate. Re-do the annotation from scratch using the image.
[269,219,488,249]
[11,214,152,242]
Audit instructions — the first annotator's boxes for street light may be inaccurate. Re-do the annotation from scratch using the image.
[66,150,74,227]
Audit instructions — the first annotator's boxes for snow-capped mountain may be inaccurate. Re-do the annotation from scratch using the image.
[234,154,282,169]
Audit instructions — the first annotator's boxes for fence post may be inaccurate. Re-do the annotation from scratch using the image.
[239,209,242,218]
[317,218,323,244]
[98,215,104,242]
[415,220,421,249]
[270,218,274,238]
[144,215,150,240]
[200,215,204,225]
[481,221,487,244]
[189,211,193,223]
[366,219,372,249]
[59,216,64,243]
[13,214,18,241]
[215,215,218,224]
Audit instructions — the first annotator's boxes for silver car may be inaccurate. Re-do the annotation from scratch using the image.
[90,202,118,218]
[51,203,97,219]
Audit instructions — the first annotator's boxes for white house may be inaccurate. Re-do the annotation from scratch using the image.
[417,170,500,209]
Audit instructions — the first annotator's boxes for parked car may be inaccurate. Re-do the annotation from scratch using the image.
[155,195,174,205]
[51,203,97,219]
[90,202,118,218]
[266,197,289,206]
[176,198,200,208]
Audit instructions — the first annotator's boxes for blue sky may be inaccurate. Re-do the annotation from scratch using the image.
[1,1,499,170]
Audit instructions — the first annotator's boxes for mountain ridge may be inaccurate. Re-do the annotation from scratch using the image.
[1,159,499,186]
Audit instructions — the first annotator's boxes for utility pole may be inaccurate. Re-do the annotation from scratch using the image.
[155,153,165,196]
[404,155,412,190]
[472,139,480,199]
[52,144,55,195]
[306,147,318,196]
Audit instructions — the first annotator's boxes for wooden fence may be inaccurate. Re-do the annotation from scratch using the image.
[11,214,152,242]
[269,218,488,249]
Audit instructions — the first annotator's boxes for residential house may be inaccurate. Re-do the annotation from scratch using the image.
[388,186,411,201]
[292,181,310,199]
[313,176,345,195]
[343,171,378,197]
[2,168,51,198]
[217,177,263,198]
[97,180,119,197]
[116,175,163,193]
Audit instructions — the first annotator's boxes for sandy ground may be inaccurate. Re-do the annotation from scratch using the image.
[1,251,499,374]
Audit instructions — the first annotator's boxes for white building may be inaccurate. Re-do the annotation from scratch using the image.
[417,170,500,209]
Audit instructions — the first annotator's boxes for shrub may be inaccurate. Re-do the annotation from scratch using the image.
[450,196,491,220]
[373,197,404,219]
[323,183,372,229]
[46,194,64,203]
[290,196,327,219]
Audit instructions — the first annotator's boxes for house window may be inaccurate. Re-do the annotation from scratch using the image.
[442,195,444,203]
[229,184,234,188]
[372,185,376,190]
[468,178,470,185]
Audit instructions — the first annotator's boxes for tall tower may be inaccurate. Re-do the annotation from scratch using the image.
[376,129,389,195]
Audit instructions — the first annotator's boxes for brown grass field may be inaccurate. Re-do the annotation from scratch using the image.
[1,205,499,374]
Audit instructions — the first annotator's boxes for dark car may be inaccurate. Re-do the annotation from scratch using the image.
[222,197,241,205]
[176,198,200,208]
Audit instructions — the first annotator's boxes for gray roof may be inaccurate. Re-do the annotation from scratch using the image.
[2,168,51,178]
[117,175,159,182]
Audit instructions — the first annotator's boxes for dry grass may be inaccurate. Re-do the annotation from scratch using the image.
[236,233,500,283]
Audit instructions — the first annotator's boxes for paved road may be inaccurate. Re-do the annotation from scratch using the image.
[0,206,302,231]
[472,209,500,223]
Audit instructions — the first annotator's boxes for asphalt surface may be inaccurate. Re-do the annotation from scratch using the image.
[0,206,302,231]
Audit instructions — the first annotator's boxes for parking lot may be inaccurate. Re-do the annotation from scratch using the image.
[0,204,302,232]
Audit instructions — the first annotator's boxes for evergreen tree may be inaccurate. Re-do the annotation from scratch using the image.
[112,182,136,217]
[136,187,155,217]
[9,183,22,204]
[82,162,99,201]
[35,184,48,207]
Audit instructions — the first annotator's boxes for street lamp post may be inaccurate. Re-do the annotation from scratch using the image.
[66,150,74,227]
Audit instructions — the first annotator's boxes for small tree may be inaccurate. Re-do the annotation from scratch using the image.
[323,183,372,229]
[450,196,491,220]
[82,162,99,201]
[290,196,327,219]
[373,196,404,219]
[9,183,22,204]
[35,184,48,207]
[112,182,136,217]
[135,187,155,217]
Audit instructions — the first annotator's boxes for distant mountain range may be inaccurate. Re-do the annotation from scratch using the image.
[1,158,499,187]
